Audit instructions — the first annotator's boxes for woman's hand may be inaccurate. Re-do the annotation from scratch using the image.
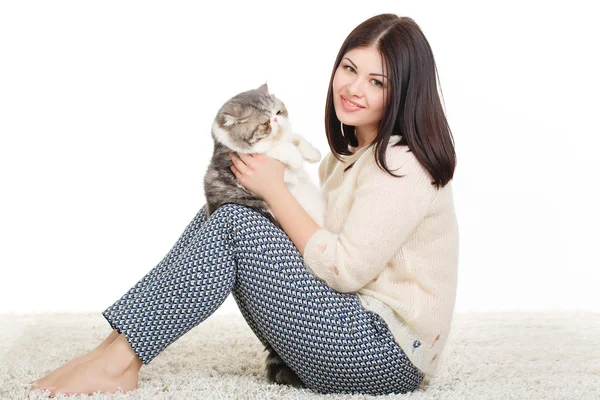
[227,152,287,204]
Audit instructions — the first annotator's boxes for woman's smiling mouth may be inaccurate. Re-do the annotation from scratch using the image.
[340,95,365,111]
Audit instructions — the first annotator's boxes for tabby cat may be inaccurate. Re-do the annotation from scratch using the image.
[203,82,324,388]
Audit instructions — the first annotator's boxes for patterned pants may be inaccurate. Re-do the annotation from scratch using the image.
[102,203,424,395]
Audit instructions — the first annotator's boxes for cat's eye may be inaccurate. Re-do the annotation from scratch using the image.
[263,120,270,126]
[276,110,282,115]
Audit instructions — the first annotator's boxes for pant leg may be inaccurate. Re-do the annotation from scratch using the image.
[102,202,424,396]
[102,202,236,364]
[230,288,271,349]
[102,205,208,332]
[225,204,425,396]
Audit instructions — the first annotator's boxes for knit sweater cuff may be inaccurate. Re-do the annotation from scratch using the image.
[302,228,339,287]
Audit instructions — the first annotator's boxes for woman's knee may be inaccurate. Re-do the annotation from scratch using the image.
[212,203,272,227]
[213,202,254,217]
[211,203,295,256]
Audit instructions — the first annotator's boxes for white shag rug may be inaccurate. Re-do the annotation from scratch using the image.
[1,311,598,399]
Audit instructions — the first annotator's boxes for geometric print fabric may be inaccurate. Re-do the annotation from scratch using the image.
[102,203,424,395]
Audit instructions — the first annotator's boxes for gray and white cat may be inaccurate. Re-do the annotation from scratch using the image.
[203,82,323,388]
[204,82,324,227]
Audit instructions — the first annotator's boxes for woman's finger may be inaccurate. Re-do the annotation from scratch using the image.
[230,163,240,178]
[237,153,255,169]
[229,152,250,175]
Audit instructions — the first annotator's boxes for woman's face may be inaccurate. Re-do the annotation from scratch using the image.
[332,46,388,134]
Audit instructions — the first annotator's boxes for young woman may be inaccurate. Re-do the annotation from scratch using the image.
[29,13,458,397]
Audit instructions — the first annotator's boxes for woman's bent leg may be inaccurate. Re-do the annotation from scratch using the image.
[227,204,425,396]
[101,202,423,395]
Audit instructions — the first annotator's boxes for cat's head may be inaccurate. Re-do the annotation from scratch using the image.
[211,83,291,153]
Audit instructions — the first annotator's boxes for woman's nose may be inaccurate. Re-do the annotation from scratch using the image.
[348,78,364,97]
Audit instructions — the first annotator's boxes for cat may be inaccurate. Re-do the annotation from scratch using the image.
[204,82,324,228]
[203,82,324,388]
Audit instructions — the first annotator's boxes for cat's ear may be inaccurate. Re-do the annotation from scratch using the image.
[222,114,249,127]
[257,82,269,93]
[220,103,248,127]
[222,113,237,127]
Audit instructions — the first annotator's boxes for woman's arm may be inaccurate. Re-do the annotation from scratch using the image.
[227,151,322,254]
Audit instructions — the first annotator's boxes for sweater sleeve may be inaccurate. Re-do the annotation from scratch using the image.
[302,147,438,293]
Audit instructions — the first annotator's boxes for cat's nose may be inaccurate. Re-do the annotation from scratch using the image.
[274,117,278,123]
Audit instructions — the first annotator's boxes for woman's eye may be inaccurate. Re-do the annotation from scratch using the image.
[344,65,383,88]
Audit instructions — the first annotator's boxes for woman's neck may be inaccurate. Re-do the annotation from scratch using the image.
[354,125,378,150]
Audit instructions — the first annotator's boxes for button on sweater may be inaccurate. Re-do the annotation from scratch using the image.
[302,135,459,382]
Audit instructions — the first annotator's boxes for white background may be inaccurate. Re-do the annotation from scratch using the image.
[1,0,598,318]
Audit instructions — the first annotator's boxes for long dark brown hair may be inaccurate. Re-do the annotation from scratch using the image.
[325,14,456,188]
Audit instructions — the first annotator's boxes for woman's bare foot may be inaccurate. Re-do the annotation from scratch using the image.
[27,347,106,391]
[31,334,143,397]
[32,352,140,397]
[27,329,120,390]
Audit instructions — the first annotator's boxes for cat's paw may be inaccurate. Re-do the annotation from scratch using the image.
[291,137,321,164]
[265,347,306,388]
[301,145,321,164]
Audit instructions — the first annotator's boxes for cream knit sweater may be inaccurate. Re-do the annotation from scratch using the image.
[302,135,459,382]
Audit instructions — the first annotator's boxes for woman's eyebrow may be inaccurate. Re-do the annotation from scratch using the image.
[344,57,388,81]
